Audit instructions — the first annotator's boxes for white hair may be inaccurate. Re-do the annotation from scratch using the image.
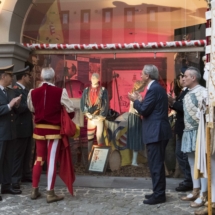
[143,65,159,80]
[41,67,55,82]
[186,66,201,83]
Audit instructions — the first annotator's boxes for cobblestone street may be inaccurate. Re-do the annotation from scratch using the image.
[0,176,199,215]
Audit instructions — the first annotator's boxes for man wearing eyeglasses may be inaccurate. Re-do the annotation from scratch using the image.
[11,65,34,190]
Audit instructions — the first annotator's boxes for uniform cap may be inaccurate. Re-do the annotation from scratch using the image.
[14,66,32,76]
[0,65,14,74]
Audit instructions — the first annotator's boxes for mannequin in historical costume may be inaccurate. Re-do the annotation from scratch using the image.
[127,80,145,166]
[80,73,109,154]
[180,67,208,209]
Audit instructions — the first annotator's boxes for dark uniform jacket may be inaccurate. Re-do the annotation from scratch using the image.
[13,83,33,138]
[0,87,23,141]
[171,88,189,138]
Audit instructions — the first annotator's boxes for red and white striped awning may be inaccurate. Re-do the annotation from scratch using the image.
[23,39,206,54]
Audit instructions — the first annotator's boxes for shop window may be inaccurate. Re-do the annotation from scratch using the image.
[60,11,69,43]
[149,10,155,22]
[104,11,111,23]
[102,8,113,44]
[80,9,91,44]
[124,8,135,43]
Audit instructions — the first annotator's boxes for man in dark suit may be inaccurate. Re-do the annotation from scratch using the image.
[168,71,193,192]
[0,65,23,199]
[128,64,172,205]
[11,66,33,189]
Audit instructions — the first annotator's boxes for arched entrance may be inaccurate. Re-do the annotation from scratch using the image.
[0,0,54,69]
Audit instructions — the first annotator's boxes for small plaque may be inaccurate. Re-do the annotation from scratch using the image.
[88,145,111,174]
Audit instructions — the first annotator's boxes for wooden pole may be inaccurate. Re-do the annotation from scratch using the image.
[206,126,212,215]
[206,3,212,214]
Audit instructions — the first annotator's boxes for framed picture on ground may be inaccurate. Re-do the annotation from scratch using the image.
[88,145,111,174]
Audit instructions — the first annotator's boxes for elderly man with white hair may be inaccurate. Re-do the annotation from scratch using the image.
[27,67,75,203]
[128,64,172,205]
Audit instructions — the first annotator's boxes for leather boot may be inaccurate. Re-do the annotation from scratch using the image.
[194,203,215,215]
[31,187,41,200]
[46,189,64,203]
[181,188,200,201]
[190,191,208,208]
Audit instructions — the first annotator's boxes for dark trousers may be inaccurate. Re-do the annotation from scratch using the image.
[146,140,168,198]
[175,136,192,187]
[0,140,16,185]
[11,137,32,184]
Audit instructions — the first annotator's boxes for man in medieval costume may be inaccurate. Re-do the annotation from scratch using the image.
[180,67,208,209]
[27,67,75,203]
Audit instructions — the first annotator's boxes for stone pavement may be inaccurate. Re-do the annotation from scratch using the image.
[0,175,201,215]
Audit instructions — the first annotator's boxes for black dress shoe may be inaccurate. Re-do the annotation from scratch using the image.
[1,188,22,195]
[179,182,184,186]
[179,181,193,187]
[145,193,154,199]
[143,196,166,205]
[175,184,193,192]
[12,183,20,190]
[0,195,2,201]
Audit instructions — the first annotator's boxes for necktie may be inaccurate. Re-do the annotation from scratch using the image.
[3,88,7,96]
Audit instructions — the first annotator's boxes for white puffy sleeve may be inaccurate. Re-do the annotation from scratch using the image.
[27,89,35,113]
[60,88,74,113]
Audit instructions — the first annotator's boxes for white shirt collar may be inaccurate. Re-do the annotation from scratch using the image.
[147,80,155,90]
[182,87,187,91]
[0,85,4,91]
[16,82,25,89]
[188,84,200,92]
[41,81,55,86]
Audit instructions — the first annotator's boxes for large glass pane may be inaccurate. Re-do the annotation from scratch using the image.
[29,51,205,113]
[22,0,207,44]
[23,0,207,171]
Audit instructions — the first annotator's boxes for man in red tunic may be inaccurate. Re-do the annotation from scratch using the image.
[27,67,75,203]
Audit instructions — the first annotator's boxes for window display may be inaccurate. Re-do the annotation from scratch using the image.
[22,0,207,169]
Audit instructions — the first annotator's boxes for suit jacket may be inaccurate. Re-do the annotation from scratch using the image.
[134,81,172,144]
[0,88,23,141]
[171,88,189,138]
[13,83,33,138]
